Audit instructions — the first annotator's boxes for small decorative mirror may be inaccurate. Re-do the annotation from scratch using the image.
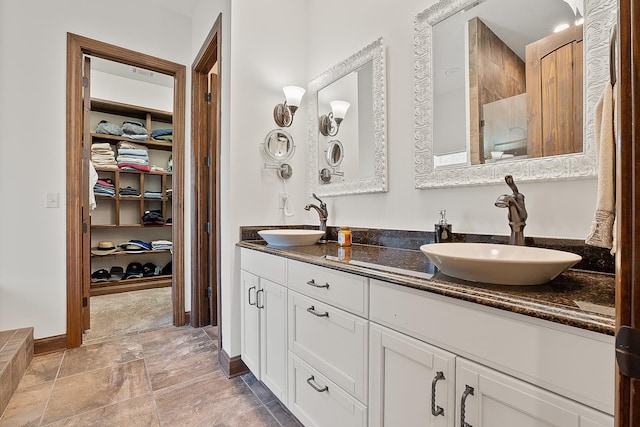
[263,129,295,163]
[262,129,294,179]
[326,140,344,168]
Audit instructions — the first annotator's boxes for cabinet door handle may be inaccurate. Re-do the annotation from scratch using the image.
[248,286,256,306]
[306,375,329,393]
[460,384,474,427]
[256,289,264,309]
[431,371,445,417]
[306,305,329,317]
[307,279,329,289]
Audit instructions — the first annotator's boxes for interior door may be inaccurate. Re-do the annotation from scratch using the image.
[81,55,92,332]
[208,70,218,326]
[526,24,583,158]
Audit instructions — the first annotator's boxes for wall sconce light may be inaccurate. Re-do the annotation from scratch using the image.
[273,86,306,127]
[319,100,350,136]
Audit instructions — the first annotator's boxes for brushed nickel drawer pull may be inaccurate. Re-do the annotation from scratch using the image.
[306,306,329,317]
[307,279,329,289]
[306,375,329,393]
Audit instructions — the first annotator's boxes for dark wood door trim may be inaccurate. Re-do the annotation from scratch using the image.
[66,33,186,348]
[191,15,222,336]
[616,0,640,424]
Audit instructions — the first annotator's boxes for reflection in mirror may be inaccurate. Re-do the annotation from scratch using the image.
[326,140,344,168]
[263,128,295,163]
[308,38,387,196]
[414,0,616,188]
[432,0,582,166]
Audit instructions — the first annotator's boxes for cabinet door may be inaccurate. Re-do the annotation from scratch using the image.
[260,279,288,402]
[369,323,456,427]
[240,270,260,377]
[456,358,613,427]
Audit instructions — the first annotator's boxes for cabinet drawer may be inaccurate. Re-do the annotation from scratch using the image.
[288,353,367,427]
[288,259,368,317]
[241,248,286,284]
[289,291,368,402]
[369,279,614,415]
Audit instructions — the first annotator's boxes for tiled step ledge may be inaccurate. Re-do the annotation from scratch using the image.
[0,328,33,416]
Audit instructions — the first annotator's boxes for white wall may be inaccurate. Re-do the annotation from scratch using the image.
[0,0,600,357]
[91,70,174,113]
[191,0,309,356]
[0,0,193,339]
[306,0,597,239]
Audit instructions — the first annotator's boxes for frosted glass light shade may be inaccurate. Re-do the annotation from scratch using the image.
[330,100,350,120]
[560,0,583,16]
[283,86,305,107]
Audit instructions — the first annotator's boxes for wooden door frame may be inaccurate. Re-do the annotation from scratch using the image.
[191,16,221,333]
[616,0,640,423]
[66,33,186,348]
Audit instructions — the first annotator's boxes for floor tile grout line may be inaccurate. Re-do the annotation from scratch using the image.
[40,338,151,426]
[239,373,287,427]
[37,349,67,426]
[138,334,165,426]
[54,354,146,381]
[262,400,287,427]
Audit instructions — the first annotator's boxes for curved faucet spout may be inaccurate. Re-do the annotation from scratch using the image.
[304,193,328,237]
[495,175,527,245]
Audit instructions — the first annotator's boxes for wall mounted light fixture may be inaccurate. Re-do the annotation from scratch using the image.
[273,86,306,127]
[319,100,350,136]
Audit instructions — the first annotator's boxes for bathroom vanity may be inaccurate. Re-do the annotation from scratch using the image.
[238,240,614,427]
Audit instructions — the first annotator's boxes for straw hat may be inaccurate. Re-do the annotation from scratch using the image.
[90,241,119,256]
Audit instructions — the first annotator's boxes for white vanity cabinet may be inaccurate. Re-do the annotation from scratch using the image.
[369,323,456,427]
[286,259,370,426]
[240,247,614,427]
[240,250,288,402]
[456,358,613,427]
[369,279,614,426]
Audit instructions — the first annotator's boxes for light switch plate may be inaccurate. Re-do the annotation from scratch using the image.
[46,192,59,208]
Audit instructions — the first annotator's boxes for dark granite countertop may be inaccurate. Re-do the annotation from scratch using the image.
[237,240,615,336]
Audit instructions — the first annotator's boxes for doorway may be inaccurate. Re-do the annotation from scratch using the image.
[66,33,186,348]
[191,16,222,350]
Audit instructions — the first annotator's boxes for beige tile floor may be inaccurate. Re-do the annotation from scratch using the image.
[0,326,302,426]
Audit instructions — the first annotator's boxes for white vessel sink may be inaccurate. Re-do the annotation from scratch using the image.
[419,243,581,286]
[258,229,324,247]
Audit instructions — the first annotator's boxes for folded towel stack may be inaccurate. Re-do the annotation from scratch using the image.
[116,141,150,172]
[91,143,117,169]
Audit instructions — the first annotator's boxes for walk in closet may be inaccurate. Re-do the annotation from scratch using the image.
[86,58,175,298]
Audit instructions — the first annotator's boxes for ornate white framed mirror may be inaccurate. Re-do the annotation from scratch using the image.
[414,0,616,188]
[307,37,387,196]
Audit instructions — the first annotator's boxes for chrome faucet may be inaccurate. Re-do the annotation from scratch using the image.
[304,193,328,238]
[495,175,528,246]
